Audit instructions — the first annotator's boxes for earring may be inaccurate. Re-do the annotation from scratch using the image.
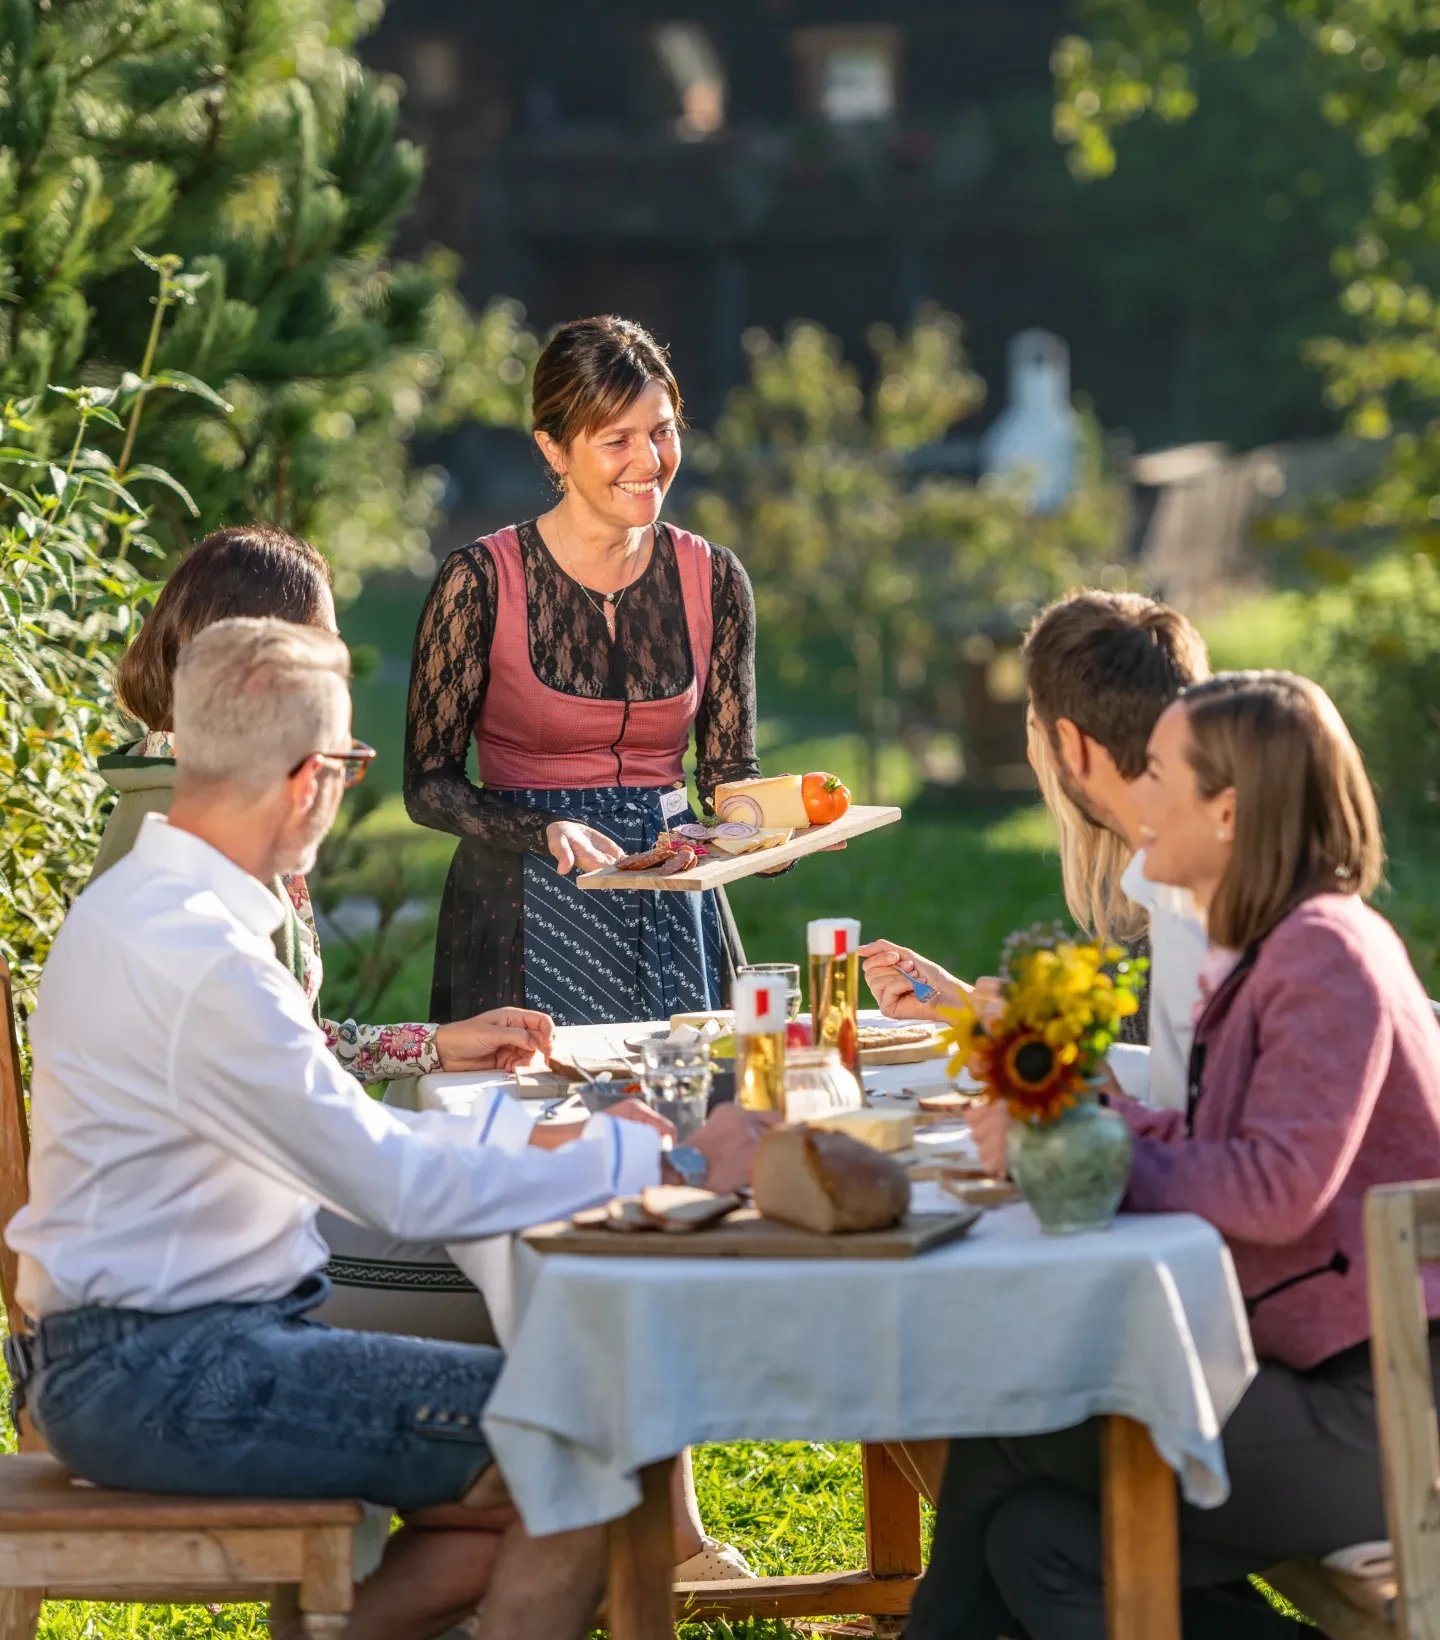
[1217,830,1230,842]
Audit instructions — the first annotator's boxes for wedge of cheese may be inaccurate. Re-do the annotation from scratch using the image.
[804,1107,915,1155]
[707,826,793,856]
[713,774,811,830]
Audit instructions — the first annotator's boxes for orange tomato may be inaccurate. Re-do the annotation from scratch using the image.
[802,771,851,825]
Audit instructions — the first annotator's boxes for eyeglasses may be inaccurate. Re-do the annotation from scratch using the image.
[289,740,377,789]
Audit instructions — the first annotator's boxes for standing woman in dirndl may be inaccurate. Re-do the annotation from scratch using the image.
[404,316,760,1028]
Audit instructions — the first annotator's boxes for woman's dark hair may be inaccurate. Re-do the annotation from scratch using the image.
[531,316,685,464]
[115,526,332,731]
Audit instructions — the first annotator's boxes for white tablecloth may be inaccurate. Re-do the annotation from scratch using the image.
[480,1204,1255,1537]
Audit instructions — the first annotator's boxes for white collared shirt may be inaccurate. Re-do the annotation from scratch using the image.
[7,815,660,1317]
[1119,851,1208,1111]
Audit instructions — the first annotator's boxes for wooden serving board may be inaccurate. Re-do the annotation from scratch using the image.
[522,1204,980,1259]
[859,1035,947,1067]
[577,804,902,892]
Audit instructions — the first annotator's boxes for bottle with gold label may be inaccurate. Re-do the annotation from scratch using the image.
[734,973,788,1112]
[807,918,862,1075]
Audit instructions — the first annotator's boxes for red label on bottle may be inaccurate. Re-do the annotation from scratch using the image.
[756,989,770,1019]
[834,929,848,956]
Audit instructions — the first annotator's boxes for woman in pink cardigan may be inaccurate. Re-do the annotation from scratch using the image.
[906,671,1440,1640]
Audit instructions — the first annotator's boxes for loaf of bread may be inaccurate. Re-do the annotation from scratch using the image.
[752,1124,911,1234]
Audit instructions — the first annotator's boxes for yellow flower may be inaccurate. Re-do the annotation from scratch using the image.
[937,1002,979,1080]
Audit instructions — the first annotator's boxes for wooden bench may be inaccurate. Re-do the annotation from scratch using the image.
[1266,1178,1440,1640]
[0,958,358,1637]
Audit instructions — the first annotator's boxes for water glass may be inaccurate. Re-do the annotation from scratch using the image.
[737,962,802,1022]
[639,1040,713,1141]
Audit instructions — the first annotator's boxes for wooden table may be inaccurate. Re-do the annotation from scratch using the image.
[604,1419,1179,1639]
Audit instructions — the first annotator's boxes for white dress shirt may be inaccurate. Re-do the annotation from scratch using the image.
[1119,851,1208,1111]
[7,814,661,1317]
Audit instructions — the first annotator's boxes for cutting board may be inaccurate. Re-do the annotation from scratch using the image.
[577,804,902,892]
[522,1205,980,1259]
[859,1033,947,1067]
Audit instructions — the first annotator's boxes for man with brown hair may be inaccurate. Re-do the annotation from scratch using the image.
[863,589,1211,1113]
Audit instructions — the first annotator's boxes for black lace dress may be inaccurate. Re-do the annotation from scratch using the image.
[404,520,761,1024]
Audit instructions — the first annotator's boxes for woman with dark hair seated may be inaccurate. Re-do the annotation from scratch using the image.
[907,671,1440,1640]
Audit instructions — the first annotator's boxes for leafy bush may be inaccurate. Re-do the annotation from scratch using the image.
[0,256,219,1005]
[1310,552,1440,816]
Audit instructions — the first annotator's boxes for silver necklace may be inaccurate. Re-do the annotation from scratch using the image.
[553,520,651,633]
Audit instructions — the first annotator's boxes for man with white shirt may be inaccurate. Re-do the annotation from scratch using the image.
[5,617,765,1640]
[862,591,1210,1113]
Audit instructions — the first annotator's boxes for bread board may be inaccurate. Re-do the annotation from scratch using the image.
[522,1205,980,1259]
[577,804,902,892]
[859,1033,947,1067]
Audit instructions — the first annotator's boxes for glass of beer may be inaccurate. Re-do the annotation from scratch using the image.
[807,918,862,1076]
[733,972,788,1112]
[737,962,802,1022]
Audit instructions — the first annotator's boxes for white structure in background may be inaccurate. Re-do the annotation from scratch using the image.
[981,329,1079,513]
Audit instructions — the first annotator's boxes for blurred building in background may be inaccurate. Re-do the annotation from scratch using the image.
[364,1,1065,434]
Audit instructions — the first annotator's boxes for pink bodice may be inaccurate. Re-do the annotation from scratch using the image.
[473,524,715,790]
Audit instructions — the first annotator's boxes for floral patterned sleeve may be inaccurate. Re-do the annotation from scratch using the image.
[321,1017,442,1084]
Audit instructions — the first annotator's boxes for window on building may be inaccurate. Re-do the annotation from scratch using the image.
[791,26,903,126]
[652,22,726,139]
[409,38,460,109]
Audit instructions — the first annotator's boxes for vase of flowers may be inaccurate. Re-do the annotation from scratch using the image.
[939,924,1145,1235]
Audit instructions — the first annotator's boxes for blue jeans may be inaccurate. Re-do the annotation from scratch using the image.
[25,1275,502,1512]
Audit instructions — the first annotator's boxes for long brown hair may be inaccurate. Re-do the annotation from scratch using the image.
[1182,671,1385,950]
[116,526,332,731]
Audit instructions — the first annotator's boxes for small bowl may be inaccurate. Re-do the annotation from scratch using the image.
[575,1079,642,1115]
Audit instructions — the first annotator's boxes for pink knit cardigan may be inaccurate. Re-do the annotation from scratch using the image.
[1118,893,1440,1368]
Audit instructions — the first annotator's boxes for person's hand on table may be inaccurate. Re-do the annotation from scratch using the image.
[435,1007,554,1071]
[968,1100,1011,1178]
[662,1102,782,1195]
[547,820,624,876]
[859,940,970,1019]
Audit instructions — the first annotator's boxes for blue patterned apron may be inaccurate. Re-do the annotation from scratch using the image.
[498,785,725,1027]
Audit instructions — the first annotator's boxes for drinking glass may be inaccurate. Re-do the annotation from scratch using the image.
[737,962,802,1022]
[639,1040,713,1141]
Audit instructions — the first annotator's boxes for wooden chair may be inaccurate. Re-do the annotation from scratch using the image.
[0,958,359,1637]
[1267,1179,1440,1639]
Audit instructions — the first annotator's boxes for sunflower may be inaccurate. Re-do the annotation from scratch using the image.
[970,1028,1088,1125]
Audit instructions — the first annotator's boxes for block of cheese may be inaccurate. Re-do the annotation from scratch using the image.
[804,1107,915,1154]
[713,774,811,830]
[753,1124,910,1234]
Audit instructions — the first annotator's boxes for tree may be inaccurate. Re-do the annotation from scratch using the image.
[1050,2,1440,544]
[0,0,537,593]
[998,28,1372,451]
[688,313,1129,802]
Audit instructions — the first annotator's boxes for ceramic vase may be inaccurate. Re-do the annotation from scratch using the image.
[1006,1090,1133,1235]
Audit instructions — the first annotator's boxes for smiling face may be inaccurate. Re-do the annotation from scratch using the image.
[536,378,681,531]
[1132,700,1236,912]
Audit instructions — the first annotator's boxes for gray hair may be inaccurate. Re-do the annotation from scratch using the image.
[173,617,351,793]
